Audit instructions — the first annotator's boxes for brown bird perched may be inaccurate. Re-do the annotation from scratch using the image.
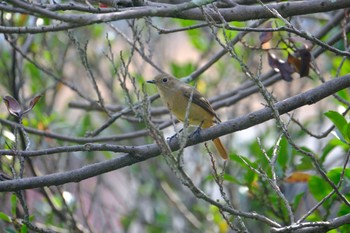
[147,74,228,159]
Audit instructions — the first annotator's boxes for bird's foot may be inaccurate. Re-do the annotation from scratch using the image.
[191,126,202,138]
[167,128,183,142]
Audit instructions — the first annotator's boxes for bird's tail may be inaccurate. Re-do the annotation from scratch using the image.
[212,138,228,159]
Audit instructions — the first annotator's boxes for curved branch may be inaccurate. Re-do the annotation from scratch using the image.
[0,74,349,192]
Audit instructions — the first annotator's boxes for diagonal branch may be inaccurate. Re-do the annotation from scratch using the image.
[0,74,349,192]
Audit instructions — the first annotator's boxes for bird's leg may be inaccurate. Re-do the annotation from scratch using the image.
[191,121,204,138]
[167,128,183,142]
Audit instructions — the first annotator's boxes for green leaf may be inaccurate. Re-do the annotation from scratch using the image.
[102,151,113,159]
[51,195,63,209]
[308,168,350,211]
[5,228,16,233]
[308,175,332,205]
[229,154,258,187]
[338,203,350,232]
[326,230,338,233]
[336,88,350,104]
[295,156,313,171]
[230,153,248,165]
[320,139,338,163]
[24,62,44,93]
[170,62,197,78]
[347,122,350,142]
[120,209,137,231]
[276,136,290,168]
[20,224,28,233]
[326,138,349,152]
[0,212,11,223]
[173,19,210,52]
[338,203,350,217]
[76,114,92,137]
[325,111,349,142]
[327,168,350,184]
[331,57,350,76]
[292,192,305,211]
[245,169,258,188]
[223,174,244,185]
[43,18,51,25]
[28,215,35,222]
[305,212,322,222]
[10,194,17,216]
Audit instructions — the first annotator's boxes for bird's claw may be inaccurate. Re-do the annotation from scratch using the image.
[191,126,202,138]
[167,133,178,143]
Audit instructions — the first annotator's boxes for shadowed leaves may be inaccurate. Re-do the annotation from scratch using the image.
[259,24,312,81]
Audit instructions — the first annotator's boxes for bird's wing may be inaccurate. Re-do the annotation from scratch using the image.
[183,86,221,123]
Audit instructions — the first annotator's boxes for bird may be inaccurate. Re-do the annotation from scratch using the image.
[147,73,228,159]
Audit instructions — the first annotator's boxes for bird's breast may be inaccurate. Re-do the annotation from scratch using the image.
[159,89,214,127]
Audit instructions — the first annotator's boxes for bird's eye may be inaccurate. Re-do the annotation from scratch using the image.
[162,78,168,83]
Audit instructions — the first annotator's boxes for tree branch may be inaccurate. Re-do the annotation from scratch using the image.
[0,74,349,192]
[1,0,350,33]
[271,213,350,233]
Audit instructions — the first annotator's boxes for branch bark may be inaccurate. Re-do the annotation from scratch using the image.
[1,0,350,33]
[0,74,349,192]
[271,213,350,233]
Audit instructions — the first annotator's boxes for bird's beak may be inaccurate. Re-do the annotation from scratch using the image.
[147,80,156,84]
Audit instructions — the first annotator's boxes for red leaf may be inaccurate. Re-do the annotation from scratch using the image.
[22,95,42,115]
[260,31,273,45]
[99,3,108,8]
[287,53,301,72]
[98,2,109,8]
[259,22,273,43]
[287,49,311,78]
[28,95,42,110]
[278,62,294,82]
[298,49,311,77]
[3,96,21,117]
[259,22,273,49]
